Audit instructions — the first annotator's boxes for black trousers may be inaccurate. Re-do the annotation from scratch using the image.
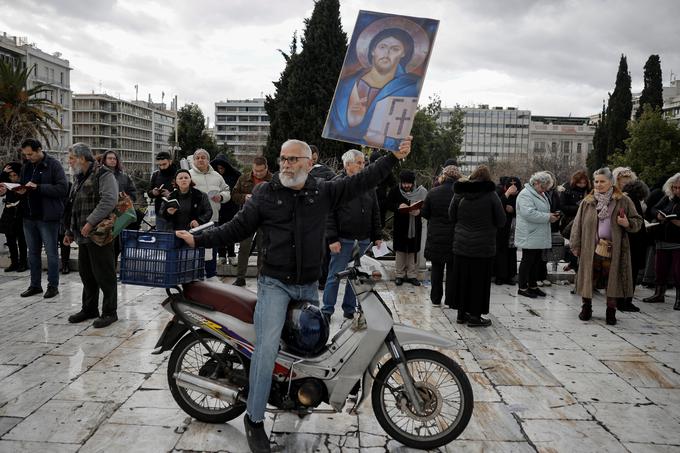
[494,245,517,282]
[78,241,117,316]
[430,259,454,305]
[518,249,543,289]
[6,226,27,266]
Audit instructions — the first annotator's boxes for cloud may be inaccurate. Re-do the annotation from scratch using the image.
[1,0,679,119]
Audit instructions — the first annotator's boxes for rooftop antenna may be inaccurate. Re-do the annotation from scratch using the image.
[134,84,138,101]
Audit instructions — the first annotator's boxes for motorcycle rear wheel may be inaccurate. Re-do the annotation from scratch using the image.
[371,348,473,449]
[167,331,247,423]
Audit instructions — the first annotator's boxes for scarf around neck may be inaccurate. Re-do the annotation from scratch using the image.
[593,188,614,220]
[399,185,428,238]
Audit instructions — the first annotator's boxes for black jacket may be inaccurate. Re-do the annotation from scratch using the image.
[449,180,506,258]
[211,154,241,223]
[19,153,68,222]
[148,163,178,213]
[421,178,455,262]
[195,153,399,284]
[160,188,212,231]
[651,195,680,244]
[309,163,336,181]
[496,177,521,247]
[560,184,588,218]
[326,171,382,243]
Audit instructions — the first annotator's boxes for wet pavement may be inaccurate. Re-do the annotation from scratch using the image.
[0,266,679,453]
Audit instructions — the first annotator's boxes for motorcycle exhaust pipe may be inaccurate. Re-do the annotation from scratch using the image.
[174,371,244,404]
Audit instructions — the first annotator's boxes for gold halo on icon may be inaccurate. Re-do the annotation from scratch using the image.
[355,17,430,72]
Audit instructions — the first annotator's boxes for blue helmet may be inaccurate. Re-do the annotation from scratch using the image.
[281,300,329,357]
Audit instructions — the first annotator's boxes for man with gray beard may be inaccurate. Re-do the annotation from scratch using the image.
[176,137,412,453]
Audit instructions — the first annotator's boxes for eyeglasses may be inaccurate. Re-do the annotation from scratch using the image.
[672,186,680,190]
[277,156,310,165]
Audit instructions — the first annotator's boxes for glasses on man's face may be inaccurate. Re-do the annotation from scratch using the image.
[278,156,309,165]
[672,185,680,190]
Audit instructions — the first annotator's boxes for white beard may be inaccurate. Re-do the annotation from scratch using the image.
[279,169,308,188]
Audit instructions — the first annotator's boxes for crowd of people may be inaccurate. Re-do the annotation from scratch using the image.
[1,138,679,333]
[419,163,680,327]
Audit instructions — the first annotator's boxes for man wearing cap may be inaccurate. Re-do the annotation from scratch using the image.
[387,170,427,286]
[148,151,177,231]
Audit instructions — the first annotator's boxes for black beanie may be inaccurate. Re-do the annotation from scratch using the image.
[399,170,416,183]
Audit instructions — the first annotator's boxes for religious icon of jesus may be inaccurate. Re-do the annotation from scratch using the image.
[323,11,439,151]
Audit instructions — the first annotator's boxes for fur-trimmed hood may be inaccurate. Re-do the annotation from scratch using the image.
[454,180,496,198]
[622,180,650,202]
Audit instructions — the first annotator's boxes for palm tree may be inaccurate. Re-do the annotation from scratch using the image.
[0,60,62,162]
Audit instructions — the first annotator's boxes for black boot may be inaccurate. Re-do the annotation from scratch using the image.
[606,307,617,325]
[579,298,592,321]
[618,297,640,312]
[61,260,70,275]
[244,414,271,453]
[643,285,666,303]
[674,291,680,311]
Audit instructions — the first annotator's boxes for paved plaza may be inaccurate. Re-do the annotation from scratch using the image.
[0,265,679,453]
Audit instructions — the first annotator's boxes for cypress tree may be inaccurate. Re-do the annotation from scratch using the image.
[606,54,633,158]
[636,54,663,119]
[263,0,348,168]
[588,102,608,173]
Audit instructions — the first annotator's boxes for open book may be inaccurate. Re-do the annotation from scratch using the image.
[1,182,36,192]
[398,199,424,213]
[658,211,678,220]
[162,197,180,210]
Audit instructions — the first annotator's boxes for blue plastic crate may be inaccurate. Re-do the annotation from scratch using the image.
[120,230,205,288]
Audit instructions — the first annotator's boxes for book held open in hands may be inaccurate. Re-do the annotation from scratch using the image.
[162,198,180,211]
[398,199,424,213]
[0,182,36,191]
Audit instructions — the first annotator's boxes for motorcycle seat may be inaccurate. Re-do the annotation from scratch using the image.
[183,281,257,324]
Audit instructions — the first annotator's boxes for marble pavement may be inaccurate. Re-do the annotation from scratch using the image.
[0,268,679,453]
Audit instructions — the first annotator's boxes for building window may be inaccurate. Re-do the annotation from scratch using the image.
[577,143,582,153]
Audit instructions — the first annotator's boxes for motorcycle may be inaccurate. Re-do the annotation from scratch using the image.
[153,249,473,449]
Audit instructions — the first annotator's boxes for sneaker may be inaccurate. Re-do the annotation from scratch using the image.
[233,277,246,287]
[43,286,59,299]
[536,280,544,287]
[529,287,547,297]
[343,312,354,320]
[244,414,271,453]
[467,316,492,327]
[542,280,552,287]
[517,288,537,299]
[92,313,118,328]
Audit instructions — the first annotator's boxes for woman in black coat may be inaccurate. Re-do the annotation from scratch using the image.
[448,166,506,326]
[560,170,591,271]
[422,165,460,305]
[160,170,212,231]
[620,178,649,312]
[494,176,521,285]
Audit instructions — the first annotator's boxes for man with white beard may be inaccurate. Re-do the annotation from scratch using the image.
[176,137,412,453]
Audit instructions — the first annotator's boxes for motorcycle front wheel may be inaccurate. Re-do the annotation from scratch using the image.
[167,331,247,423]
[371,348,473,449]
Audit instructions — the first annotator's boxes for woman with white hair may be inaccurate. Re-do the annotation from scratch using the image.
[569,168,642,325]
[643,173,680,309]
[514,171,561,298]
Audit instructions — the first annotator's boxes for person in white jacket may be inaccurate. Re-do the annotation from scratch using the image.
[189,148,231,278]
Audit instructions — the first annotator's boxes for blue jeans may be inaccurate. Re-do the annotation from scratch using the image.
[205,249,217,278]
[322,238,371,317]
[23,219,60,288]
[247,274,318,422]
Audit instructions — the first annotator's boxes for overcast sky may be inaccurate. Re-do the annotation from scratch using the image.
[2,0,679,120]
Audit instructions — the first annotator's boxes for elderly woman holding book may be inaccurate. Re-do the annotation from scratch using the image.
[643,173,680,309]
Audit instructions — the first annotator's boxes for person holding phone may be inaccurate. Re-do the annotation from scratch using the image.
[515,171,560,299]
[569,168,642,325]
